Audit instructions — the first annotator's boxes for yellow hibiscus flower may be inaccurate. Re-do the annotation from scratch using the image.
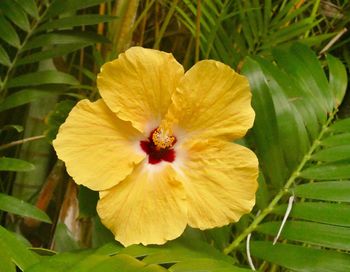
[53,47,258,246]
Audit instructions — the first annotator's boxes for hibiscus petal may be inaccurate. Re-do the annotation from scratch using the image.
[97,47,184,134]
[168,60,254,140]
[53,99,145,191]
[176,139,258,229]
[97,163,187,246]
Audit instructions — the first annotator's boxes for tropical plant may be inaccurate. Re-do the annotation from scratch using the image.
[0,0,349,271]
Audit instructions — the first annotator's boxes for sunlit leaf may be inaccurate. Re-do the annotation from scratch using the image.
[293,181,350,202]
[36,15,117,32]
[0,226,39,270]
[0,157,35,172]
[0,193,51,223]
[251,241,350,272]
[7,71,79,88]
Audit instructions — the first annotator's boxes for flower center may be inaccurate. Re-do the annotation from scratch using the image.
[140,124,176,164]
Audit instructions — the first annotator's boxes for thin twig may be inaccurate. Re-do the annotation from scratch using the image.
[0,135,45,151]
[319,27,348,55]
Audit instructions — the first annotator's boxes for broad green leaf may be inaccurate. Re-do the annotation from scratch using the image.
[0,0,30,31]
[321,133,350,147]
[122,238,233,264]
[26,251,91,272]
[329,118,350,133]
[293,181,350,202]
[169,258,250,272]
[16,43,89,66]
[0,226,39,270]
[0,193,51,223]
[36,15,117,32]
[0,249,16,272]
[243,57,287,187]
[300,161,350,180]
[256,56,310,170]
[0,16,20,48]
[45,100,76,142]
[78,186,98,218]
[23,31,110,51]
[250,241,350,272]
[0,157,34,172]
[7,71,79,88]
[327,53,348,106]
[258,221,350,251]
[0,89,59,112]
[274,202,350,227]
[0,45,11,66]
[312,145,350,162]
[273,45,327,124]
[14,0,39,18]
[45,0,110,19]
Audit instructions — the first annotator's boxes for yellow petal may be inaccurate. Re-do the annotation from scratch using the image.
[53,99,145,191]
[97,163,187,246]
[167,60,254,140]
[97,47,184,134]
[176,139,258,229]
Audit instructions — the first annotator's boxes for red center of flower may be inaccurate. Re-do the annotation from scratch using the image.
[140,127,177,164]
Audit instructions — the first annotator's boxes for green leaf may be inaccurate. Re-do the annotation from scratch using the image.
[36,15,117,32]
[7,71,79,88]
[300,161,350,180]
[14,0,39,19]
[16,43,89,66]
[243,57,287,187]
[45,100,76,142]
[250,241,350,272]
[256,56,310,170]
[0,0,30,31]
[0,124,23,133]
[78,186,98,218]
[293,181,350,202]
[0,193,51,223]
[121,239,233,264]
[274,202,350,227]
[0,16,21,48]
[258,221,350,251]
[272,44,327,124]
[0,249,16,272]
[0,45,11,66]
[312,145,350,162]
[169,258,251,272]
[327,53,348,107]
[321,133,350,147]
[23,31,110,51]
[0,89,60,112]
[0,157,35,172]
[45,0,110,19]
[0,226,39,270]
[329,118,350,133]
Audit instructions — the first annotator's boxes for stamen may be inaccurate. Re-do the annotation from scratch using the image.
[151,124,175,149]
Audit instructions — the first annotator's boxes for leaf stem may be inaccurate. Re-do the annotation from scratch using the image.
[0,135,45,151]
[0,5,50,99]
[223,109,338,255]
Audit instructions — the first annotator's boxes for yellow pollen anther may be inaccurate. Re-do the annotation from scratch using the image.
[152,126,175,149]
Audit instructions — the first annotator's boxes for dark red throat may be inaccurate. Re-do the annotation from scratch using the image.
[140,129,176,164]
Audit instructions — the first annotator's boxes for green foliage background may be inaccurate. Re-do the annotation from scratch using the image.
[0,0,350,271]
